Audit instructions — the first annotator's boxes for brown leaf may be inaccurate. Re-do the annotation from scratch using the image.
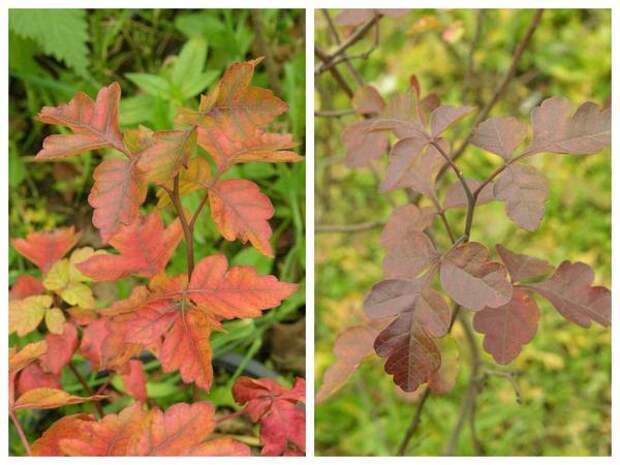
[443,179,495,209]
[494,164,549,231]
[381,137,447,196]
[364,278,427,319]
[383,231,439,279]
[440,242,513,311]
[352,85,385,115]
[380,204,436,247]
[209,179,275,256]
[429,105,475,137]
[471,116,528,160]
[316,324,379,403]
[342,120,389,168]
[495,244,553,282]
[528,261,611,328]
[473,287,539,364]
[374,294,445,392]
[526,97,611,156]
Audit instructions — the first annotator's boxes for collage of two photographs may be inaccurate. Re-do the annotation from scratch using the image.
[6,7,612,458]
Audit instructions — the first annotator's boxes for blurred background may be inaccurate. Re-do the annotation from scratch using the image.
[9,9,305,455]
[315,9,610,456]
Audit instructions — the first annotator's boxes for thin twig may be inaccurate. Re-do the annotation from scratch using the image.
[168,175,195,277]
[10,410,32,456]
[435,9,544,181]
[315,15,381,75]
[315,46,354,98]
[396,386,431,456]
[315,109,356,118]
[430,140,476,240]
[321,9,364,85]
[443,313,482,455]
[68,362,104,418]
[315,220,385,233]
[463,10,485,99]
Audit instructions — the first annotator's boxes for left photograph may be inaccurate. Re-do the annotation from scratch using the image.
[8,9,306,456]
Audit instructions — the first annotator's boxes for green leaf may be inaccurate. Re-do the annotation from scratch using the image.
[171,38,207,93]
[9,9,90,77]
[180,70,219,100]
[125,73,171,97]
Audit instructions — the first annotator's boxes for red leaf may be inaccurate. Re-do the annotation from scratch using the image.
[233,377,305,456]
[188,254,298,319]
[208,179,275,256]
[12,227,80,273]
[525,97,611,156]
[35,82,126,160]
[352,85,385,115]
[528,261,611,328]
[88,158,148,243]
[440,242,513,311]
[80,318,141,372]
[471,116,528,160]
[494,164,549,231]
[121,360,147,403]
[10,275,45,300]
[316,324,379,403]
[41,322,78,375]
[76,211,182,281]
[197,125,301,174]
[136,129,197,185]
[16,362,61,396]
[495,244,553,282]
[473,288,540,364]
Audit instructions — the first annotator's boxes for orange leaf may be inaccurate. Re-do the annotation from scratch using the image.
[175,59,287,135]
[209,179,275,256]
[76,211,182,281]
[14,388,108,410]
[33,402,249,456]
[188,254,298,319]
[12,227,80,273]
[136,129,197,185]
[197,124,301,173]
[35,82,126,160]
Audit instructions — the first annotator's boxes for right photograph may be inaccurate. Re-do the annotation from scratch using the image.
[315,8,611,457]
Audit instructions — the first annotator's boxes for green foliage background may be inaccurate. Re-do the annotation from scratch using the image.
[9,9,305,455]
[315,9,610,456]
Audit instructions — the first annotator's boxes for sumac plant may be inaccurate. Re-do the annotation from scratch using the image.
[317,81,611,453]
[9,58,306,456]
